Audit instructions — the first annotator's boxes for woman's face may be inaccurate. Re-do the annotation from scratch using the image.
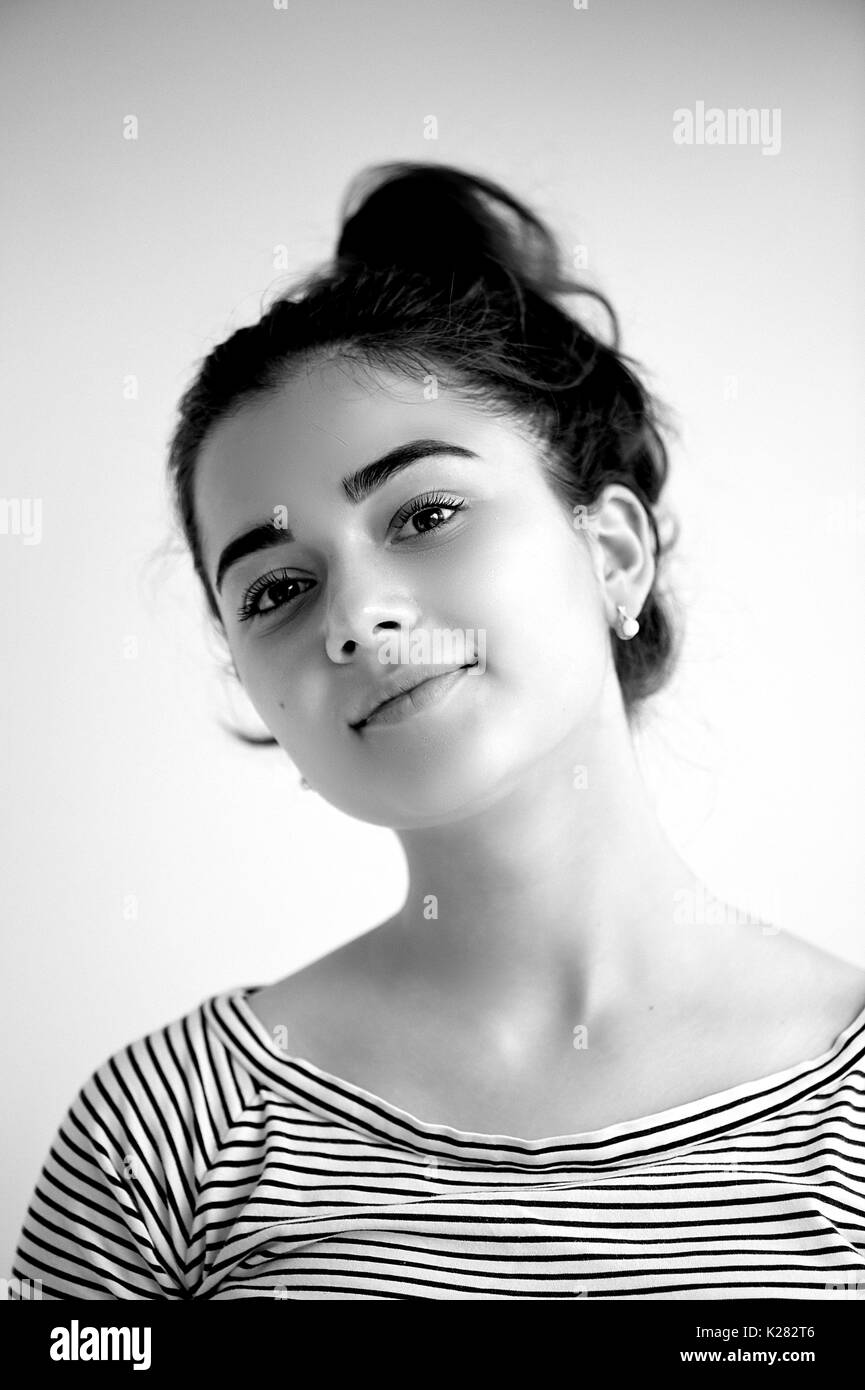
[194,356,615,827]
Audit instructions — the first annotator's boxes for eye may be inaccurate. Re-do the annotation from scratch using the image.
[236,570,313,624]
[235,492,467,624]
[390,490,467,537]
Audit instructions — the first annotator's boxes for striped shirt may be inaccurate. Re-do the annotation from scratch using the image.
[10,984,865,1300]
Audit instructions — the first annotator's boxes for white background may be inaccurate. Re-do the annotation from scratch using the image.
[2,0,863,1277]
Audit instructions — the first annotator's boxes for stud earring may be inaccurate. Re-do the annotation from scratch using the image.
[616,604,640,640]
[299,776,311,790]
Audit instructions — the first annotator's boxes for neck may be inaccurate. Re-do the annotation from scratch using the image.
[375,681,709,1045]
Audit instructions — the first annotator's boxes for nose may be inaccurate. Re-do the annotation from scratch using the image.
[322,553,422,664]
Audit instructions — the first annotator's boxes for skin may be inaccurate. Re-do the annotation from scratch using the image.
[193,354,865,1138]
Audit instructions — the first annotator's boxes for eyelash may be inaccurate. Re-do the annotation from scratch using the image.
[235,490,467,624]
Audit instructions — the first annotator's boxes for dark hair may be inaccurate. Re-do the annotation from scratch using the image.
[167,161,681,740]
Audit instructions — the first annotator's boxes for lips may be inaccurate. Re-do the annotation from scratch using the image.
[349,663,477,730]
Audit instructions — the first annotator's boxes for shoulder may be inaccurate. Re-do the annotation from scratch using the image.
[89,991,221,1079]
[246,945,380,1058]
[712,921,865,1060]
[762,928,865,1008]
[786,934,865,1041]
[243,923,418,1069]
[65,990,251,1154]
[13,992,238,1300]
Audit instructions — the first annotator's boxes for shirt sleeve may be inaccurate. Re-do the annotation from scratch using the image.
[9,1049,191,1300]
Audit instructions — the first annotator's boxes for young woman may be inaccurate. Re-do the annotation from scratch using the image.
[12,163,865,1300]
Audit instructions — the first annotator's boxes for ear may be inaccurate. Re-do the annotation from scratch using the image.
[584,484,656,625]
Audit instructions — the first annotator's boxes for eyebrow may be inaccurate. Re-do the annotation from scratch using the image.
[213,438,480,594]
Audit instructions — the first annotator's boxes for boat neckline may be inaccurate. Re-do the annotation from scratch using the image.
[216,984,865,1157]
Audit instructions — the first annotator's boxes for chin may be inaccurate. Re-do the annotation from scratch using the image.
[327,746,525,829]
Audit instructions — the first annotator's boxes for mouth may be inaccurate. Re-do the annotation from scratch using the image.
[350,662,478,732]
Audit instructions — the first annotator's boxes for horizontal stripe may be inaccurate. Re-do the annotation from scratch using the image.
[10,985,865,1300]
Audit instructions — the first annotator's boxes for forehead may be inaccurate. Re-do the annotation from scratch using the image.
[193,357,539,563]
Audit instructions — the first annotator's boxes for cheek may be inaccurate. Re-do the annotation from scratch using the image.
[228,642,318,758]
[473,526,607,703]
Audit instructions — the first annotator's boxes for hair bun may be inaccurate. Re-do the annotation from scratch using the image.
[335,161,559,294]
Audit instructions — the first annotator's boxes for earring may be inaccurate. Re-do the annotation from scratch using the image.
[299,776,311,790]
[616,604,640,640]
